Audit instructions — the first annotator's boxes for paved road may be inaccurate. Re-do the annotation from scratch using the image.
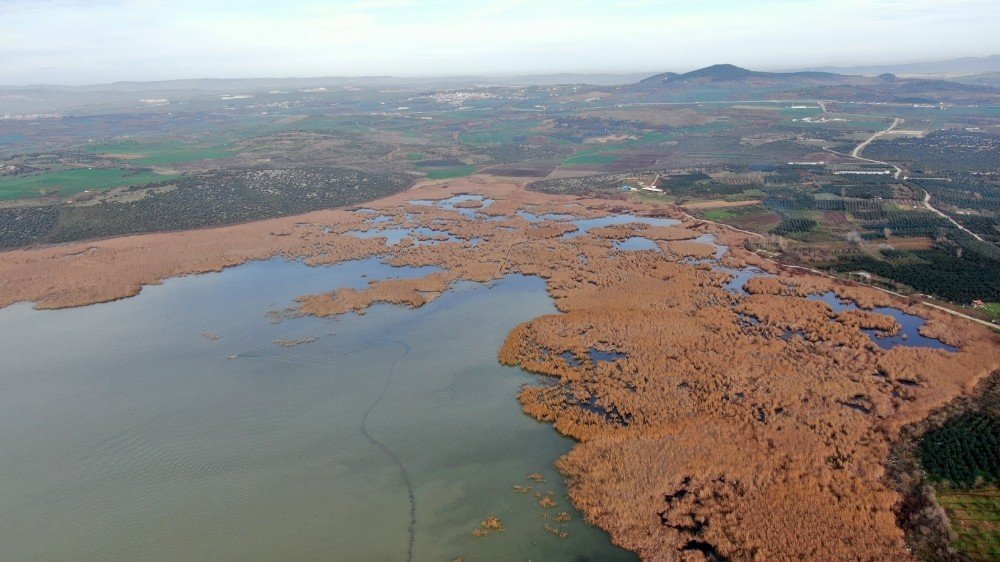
[676,208,998,330]
[921,188,986,242]
[851,118,903,178]
[850,118,985,242]
[780,264,998,330]
[673,118,997,330]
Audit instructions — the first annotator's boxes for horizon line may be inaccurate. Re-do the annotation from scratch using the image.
[3,54,998,90]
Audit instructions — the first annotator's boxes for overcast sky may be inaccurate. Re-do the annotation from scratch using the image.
[2,0,998,85]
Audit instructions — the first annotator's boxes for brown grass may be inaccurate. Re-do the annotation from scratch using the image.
[1,175,997,561]
[472,516,505,537]
[886,236,937,250]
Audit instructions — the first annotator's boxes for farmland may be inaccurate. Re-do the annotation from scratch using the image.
[1,63,999,561]
[0,168,411,247]
[0,167,175,200]
[937,489,1000,562]
[528,160,999,302]
[914,373,1000,561]
[0,72,996,303]
[84,139,237,165]
[423,165,475,179]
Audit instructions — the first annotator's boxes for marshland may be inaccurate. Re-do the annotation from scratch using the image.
[0,176,996,560]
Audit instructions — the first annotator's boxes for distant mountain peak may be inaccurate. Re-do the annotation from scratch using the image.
[622,62,997,100]
[679,64,754,81]
[630,64,840,90]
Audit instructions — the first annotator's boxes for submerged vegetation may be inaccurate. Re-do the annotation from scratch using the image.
[471,516,505,537]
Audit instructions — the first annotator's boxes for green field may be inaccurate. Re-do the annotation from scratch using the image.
[780,106,824,118]
[703,209,736,221]
[562,149,619,166]
[980,302,1000,317]
[459,130,529,145]
[937,489,1000,561]
[423,165,475,179]
[634,131,673,144]
[85,140,236,165]
[0,168,175,201]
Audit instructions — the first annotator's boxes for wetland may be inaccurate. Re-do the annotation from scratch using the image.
[0,176,997,561]
[0,257,633,561]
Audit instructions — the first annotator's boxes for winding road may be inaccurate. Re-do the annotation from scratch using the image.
[849,118,985,242]
[850,118,903,178]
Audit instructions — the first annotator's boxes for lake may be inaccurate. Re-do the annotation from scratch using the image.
[0,257,634,561]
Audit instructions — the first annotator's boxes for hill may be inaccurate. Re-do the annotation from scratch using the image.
[624,64,998,103]
[629,64,867,91]
[670,63,838,82]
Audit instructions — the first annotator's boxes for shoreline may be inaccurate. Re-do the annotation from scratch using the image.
[1,174,997,560]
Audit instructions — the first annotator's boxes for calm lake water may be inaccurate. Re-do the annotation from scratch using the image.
[613,237,660,251]
[562,214,679,238]
[807,291,957,351]
[0,258,634,561]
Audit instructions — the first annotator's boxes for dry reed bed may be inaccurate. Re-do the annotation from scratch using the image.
[0,176,996,561]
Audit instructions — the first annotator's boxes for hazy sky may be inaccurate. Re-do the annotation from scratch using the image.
[2,0,998,85]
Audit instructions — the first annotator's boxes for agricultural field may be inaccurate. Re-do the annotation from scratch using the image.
[922,411,1000,486]
[0,168,411,248]
[918,374,1000,562]
[84,139,237,165]
[679,173,999,304]
[0,167,175,201]
[562,148,621,167]
[936,489,1000,562]
[867,130,1000,172]
[530,158,999,306]
[911,175,1000,245]
[981,302,1000,320]
[1,70,997,310]
[423,165,475,179]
